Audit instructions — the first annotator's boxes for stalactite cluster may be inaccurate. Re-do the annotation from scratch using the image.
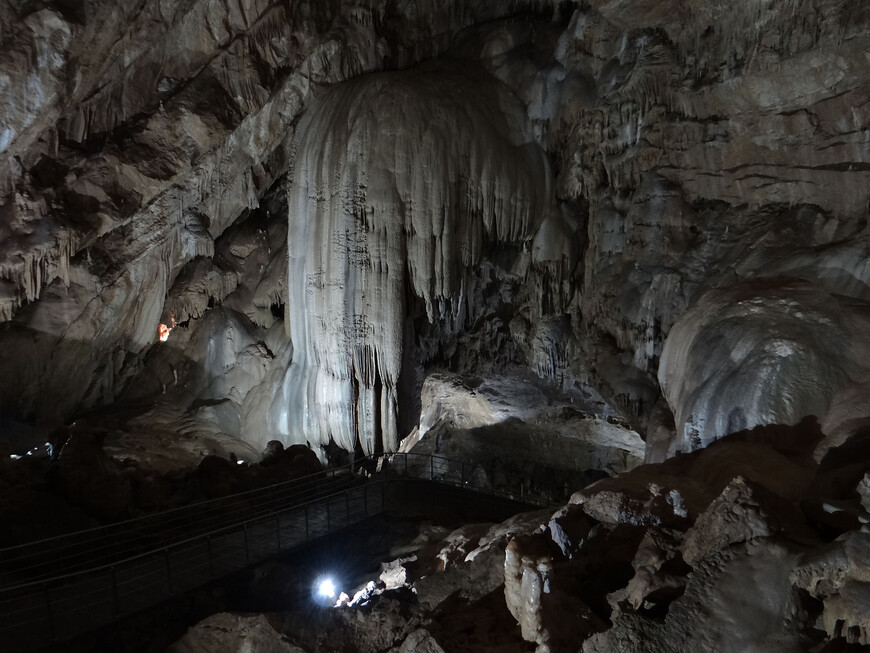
[280,68,556,453]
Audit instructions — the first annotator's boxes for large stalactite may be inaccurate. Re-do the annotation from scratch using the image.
[277,66,556,453]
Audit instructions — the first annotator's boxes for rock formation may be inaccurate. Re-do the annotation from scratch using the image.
[3,0,870,647]
[169,421,862,653]
[280,67,554,454]
[3,0,870,465]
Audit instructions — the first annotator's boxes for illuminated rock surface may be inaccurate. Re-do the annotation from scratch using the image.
[280,67,554,454]
[2,1,870,649]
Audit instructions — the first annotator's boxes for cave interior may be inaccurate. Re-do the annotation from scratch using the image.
[2,0,870,651]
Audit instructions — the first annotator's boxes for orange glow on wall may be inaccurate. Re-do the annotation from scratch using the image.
[158,323,172,342]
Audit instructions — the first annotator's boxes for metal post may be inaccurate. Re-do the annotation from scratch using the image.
[165,549,173,595]
[111,566,120,615]
[243,524,250,563]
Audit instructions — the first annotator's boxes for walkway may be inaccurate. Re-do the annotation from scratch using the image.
[0,453,566,652]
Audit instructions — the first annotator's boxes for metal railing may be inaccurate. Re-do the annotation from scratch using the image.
[0,452,572,651]
[381,451,589,507]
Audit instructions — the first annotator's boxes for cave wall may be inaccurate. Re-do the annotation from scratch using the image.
[1,0,869,460]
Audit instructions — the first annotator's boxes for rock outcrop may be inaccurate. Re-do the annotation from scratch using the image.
[171,422,870,653]
[169,612,304,653]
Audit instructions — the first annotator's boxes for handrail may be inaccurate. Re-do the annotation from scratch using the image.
[0,457,361,553]
[0,465,365,579]
[0,451,572,564]
[0,450,580,652]
[0,480,365,593]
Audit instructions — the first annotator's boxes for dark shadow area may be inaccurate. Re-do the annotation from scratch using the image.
[29,479,538,653]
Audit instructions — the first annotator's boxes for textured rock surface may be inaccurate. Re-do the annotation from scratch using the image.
[401,371,644,488]
[5,1,870,650]
[791,531,870,646]
[280,67,554,454]
[2,0,870,467]
[169,612,304,653]
[658,280,870,459]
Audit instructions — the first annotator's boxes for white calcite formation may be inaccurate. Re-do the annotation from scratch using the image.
[658,279,870,460]
[279,68,555,453]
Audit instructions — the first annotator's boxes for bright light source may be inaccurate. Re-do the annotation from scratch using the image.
[318,578,336,598]
[236,459,244,465]
[158,323,172,342]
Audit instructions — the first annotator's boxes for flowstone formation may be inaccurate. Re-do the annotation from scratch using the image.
[279,67,556,454]
[659,279,870,461]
